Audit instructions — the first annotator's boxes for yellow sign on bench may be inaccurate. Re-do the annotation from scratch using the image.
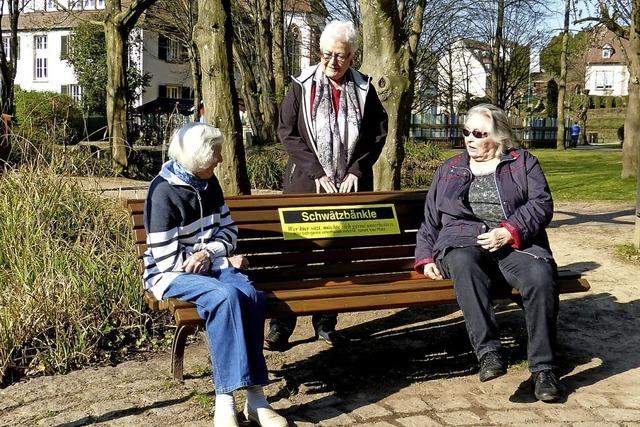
[278,204,400,240]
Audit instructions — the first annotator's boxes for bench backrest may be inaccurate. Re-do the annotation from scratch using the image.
[127,191,427,291]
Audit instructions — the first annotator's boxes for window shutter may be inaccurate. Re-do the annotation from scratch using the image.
[158,85,166,97]
[16,36,20,60]
[60,35,68,60]
[61,85,69,95]
[158,36,167,61]
[181,86,190,99]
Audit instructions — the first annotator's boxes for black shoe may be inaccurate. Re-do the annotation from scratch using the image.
[478,351,507,382]
[264,328,289,352]
[532,369,561,402]
[315,328,346,346]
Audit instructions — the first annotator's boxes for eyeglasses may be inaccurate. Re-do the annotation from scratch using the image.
[321,51,350,63]
[462,128,489,138]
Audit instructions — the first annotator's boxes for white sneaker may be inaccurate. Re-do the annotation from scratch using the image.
[213,411,240,427]
[243,402,288,427]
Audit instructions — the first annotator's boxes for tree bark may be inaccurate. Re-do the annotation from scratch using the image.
[272,0,286,104]
[359,0,424,190]
[255,0,278,144]
[621,19,639,179]
[195,0,250,195]
[556,0,570,150]
[0,0,20,117]
[189,42,203,122]
[234,42,265,141]
[104,0,158,174]
[491,0,505,107]
[104,16,129,172]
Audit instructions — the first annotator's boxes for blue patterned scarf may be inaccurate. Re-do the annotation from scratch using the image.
[169,160,209,191]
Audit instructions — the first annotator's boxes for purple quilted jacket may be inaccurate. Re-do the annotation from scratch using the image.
[414,148,555,272]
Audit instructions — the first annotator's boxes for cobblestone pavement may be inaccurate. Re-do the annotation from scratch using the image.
[1,201,639,426]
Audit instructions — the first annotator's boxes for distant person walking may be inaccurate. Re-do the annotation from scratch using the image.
[570,122,581,147]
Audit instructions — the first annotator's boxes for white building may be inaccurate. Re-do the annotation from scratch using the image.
[437,39,491,113]
[584,28,630,96]
[284,0,326,75]
[1,2,193,108]
[1,0,325,112]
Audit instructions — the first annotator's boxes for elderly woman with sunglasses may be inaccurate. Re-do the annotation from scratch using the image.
[267,20,388,351]
[415,104,561,403]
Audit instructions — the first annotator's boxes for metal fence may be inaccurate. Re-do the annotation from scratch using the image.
[410,113,570,148]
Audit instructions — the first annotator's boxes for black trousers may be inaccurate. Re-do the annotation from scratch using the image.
[439,246,559,372]
[269,314,337,338]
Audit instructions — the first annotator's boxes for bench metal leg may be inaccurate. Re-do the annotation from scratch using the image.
[171,325,195,381]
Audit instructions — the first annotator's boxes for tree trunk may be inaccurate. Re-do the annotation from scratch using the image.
[234,42,265,141]
[272,0,286,104]
[104,18,129,173]
[1,0,20,116]
[491,0,505,106]
[359,0,423,190]
[256,0,278,144]
[195,0,250,195]
[189,42,203,122]
[622,24,639,179]
[556,0,570,150]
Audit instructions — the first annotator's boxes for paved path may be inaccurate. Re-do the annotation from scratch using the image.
[1,202,639,426]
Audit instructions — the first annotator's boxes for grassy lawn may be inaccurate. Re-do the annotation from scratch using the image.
[531,149,636,202]
[440,148,636,202]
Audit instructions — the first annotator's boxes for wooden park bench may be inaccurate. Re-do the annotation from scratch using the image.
[127,191,590,381]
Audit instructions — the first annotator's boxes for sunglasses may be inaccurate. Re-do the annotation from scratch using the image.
[462,128,489,138]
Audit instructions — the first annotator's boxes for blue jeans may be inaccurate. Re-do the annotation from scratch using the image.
[439,246,558,373]
[163,268,269,393]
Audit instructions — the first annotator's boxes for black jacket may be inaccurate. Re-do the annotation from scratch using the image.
[278,65,388,193]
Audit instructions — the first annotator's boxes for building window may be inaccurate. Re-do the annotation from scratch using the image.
[595,70,613,90]
[46,0,57,10]
[2,37,19,60]
[166,85,181,98]
[286,24,301,76]
[34,35,48,80]
[84,0,96,8]
[166,39,185,63]
[97,0,104,8]
[602,44,613,59]
[60,35,72,60]
[61,84,83,102]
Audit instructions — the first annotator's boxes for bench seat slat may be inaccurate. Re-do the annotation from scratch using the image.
[247,246,416,267]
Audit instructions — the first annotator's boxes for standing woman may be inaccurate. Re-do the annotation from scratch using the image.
[143,122,287,427]
[266,20,388,351]
[414,104,561,402]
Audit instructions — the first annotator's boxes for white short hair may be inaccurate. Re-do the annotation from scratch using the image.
[167,122,223,173]
[320,20,359,52]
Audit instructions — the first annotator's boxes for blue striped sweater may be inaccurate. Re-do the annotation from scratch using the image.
[143,161,238,300]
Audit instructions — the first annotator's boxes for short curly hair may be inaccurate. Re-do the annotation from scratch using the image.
[167,122,223,173]
[320,20,359,53]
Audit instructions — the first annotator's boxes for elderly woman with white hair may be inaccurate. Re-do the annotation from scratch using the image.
[266,20,388,351]
[143,122,287,427]
[415,104,561,403]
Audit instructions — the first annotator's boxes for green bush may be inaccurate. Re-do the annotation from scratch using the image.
[246,144,287,190]
[14,88,83,147]
[401,140,444,190]
[592,95,602,109]
[0,167,158,386]
[604,96,614,108]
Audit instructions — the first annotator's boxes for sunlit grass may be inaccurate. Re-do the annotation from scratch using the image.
[440,148,636,202]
